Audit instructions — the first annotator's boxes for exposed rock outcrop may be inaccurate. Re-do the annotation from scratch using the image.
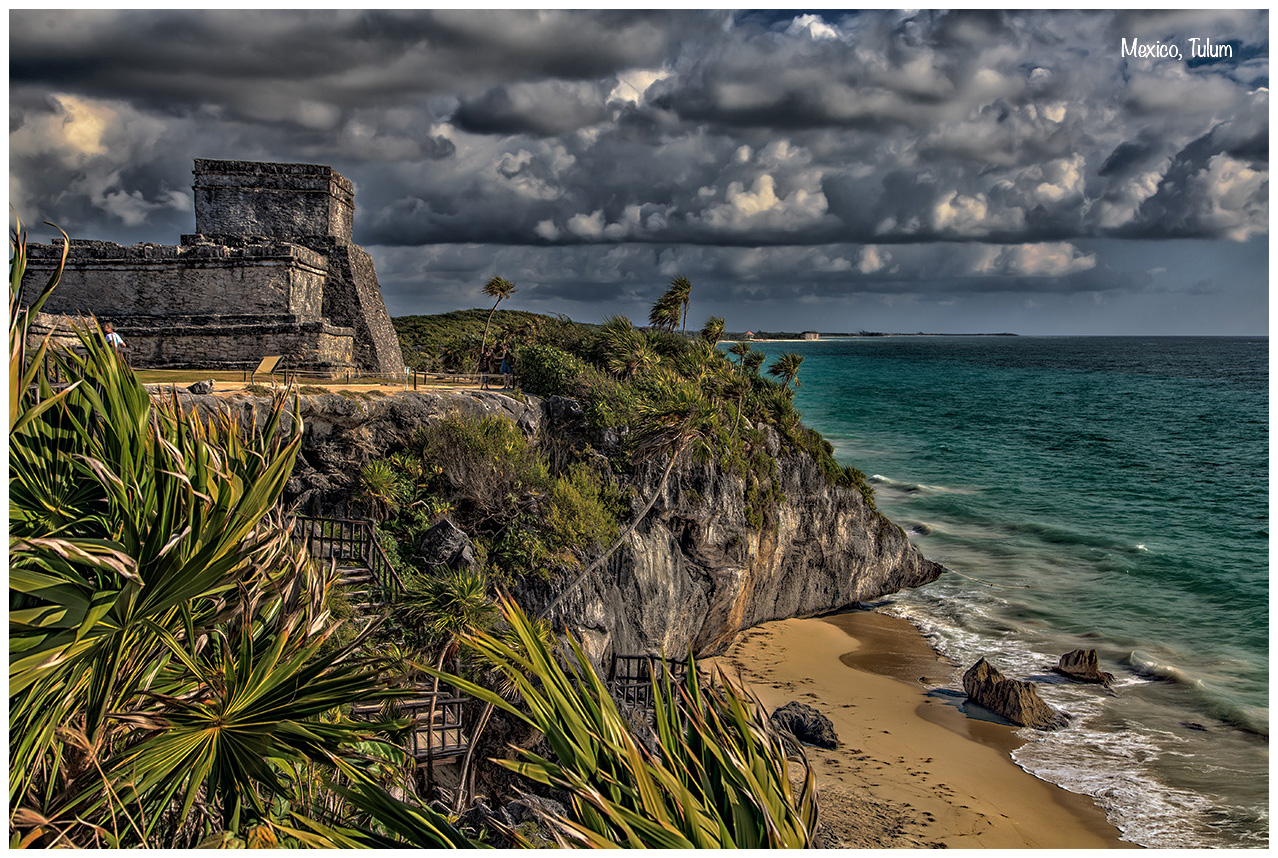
[770,701,839,749]
[417,518,477,571]
[962,658,1068,730]
[525,434,943,662]
[176,387,942,664]
[1051,649,1115,687]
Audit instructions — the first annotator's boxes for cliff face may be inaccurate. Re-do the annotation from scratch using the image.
[188,388,941,660]
[521,425,943,661]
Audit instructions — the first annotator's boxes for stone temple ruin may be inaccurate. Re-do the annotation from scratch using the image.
[22,159,404,377]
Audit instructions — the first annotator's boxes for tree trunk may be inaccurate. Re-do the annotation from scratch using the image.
[453,700,497,814]
[477,300,500,375]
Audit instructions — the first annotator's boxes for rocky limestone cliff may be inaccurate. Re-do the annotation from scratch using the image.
[517,421,942,661]
[175,387,942,663]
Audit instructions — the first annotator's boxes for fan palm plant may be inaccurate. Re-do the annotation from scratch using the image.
[600,314,660,379]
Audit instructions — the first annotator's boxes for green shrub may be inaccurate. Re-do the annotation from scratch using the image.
[544,463,621,560]
[489,513,550,581]
[414,415,550,518]
[516,343,587,397]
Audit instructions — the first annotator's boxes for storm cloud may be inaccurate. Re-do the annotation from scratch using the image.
[8,9,1268,334]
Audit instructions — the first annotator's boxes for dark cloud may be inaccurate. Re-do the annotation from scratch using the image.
[7,9,1268,334]
[455,81,610,137]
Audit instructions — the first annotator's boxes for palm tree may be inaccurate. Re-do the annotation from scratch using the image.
[767,352,804,392]
[727,340,751,375]
[648,289,682,333]
[743,349,765,377]
[668,275,692,334]
[700,315,725,345]
[724,374,750,434]
[477,276,516,375]
[401,566,496,796]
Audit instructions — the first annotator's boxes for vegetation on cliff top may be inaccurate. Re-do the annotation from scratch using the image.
[392,292,875,513]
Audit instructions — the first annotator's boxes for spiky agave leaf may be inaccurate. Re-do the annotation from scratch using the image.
[429,596,817,848]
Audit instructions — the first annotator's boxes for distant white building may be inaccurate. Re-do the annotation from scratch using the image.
[802,331,819,340]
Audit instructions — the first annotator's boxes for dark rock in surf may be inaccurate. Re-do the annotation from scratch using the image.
[769,701,839,749]
[1052,649,1115,687]
[963,658,1068,730]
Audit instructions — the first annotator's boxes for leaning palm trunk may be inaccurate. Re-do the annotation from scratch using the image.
[452,700,497,814]
[452,446,684,813]
[537,443,684,621]
[477,301,499,375]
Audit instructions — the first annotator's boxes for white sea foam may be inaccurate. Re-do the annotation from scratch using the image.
[876,587,1269,848]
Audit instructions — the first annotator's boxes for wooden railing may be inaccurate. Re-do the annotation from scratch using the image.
[293,516,406,600]
[352,694,470,761]
[405,370,513,390]
[608,655,689,708]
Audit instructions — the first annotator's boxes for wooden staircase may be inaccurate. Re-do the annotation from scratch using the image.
[294,516,406,611]
[292,515,472,762]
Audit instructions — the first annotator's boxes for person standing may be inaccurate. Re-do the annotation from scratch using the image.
[103,323,126,355]
[499,348,513,389]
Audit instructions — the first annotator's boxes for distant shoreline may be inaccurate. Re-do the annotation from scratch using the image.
[723,332,1020,342]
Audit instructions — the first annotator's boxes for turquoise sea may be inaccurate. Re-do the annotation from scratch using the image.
[783,335,1267,848]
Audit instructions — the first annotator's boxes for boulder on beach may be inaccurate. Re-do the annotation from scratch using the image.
[769,700,839,749]
[1051,649,1115,687]
[962,658,1068,731]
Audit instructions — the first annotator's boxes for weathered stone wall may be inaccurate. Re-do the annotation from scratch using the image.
[29,240,328,319]
[322,244,407,375]
[193,159,355,243]
[124,320,355,370]
[27,312,357,373]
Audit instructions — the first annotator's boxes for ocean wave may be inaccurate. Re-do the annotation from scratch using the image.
[1125,650,1205,688]
[1012,725,1262,849]
[868,474,975,495]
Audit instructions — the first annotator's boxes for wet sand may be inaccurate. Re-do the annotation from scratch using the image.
[708,610,1135,848]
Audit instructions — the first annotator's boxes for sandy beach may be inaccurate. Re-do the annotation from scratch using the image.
[708,610,1134,849]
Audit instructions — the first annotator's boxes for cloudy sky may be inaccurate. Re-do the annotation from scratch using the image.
[9,9,1269,335]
